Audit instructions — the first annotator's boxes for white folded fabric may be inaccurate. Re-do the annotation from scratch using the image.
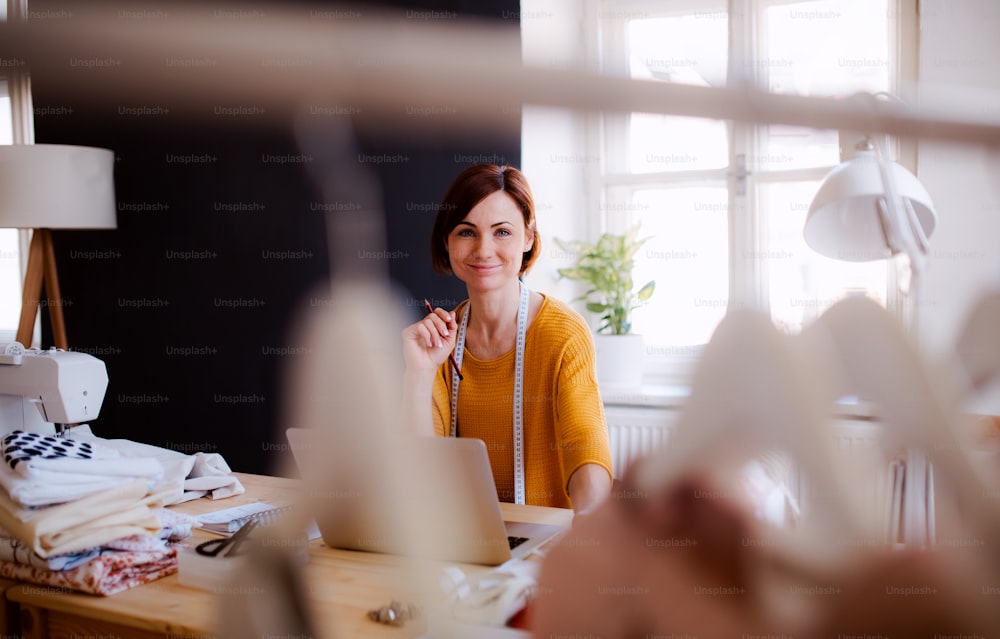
[0,462,160,509]
[0,426,245,508]
[440,559,540,627]
[67,426,245,505]
[181,452,244,501]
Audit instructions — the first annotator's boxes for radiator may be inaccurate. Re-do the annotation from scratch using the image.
[603,409,895,525]
[604,408,910,541]
[605,407,675,478]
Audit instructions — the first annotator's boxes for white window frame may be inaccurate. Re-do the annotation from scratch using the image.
[1,0,37,344]
[556,0,917,386]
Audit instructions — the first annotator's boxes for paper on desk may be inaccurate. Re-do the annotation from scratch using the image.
[197,501,321,539]
[197,501,283,532]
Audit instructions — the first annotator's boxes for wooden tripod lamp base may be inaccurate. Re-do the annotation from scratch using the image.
[16,229,68,350]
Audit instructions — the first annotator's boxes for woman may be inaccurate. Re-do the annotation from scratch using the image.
[401,164,612,514]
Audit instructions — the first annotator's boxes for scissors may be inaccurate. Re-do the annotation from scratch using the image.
[195,520,259,557]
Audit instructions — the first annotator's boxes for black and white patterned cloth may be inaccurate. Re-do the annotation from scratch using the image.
[0,428,162,509]
[1,430,95,470]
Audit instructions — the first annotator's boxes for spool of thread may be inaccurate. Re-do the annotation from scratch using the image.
[0,342,25,356]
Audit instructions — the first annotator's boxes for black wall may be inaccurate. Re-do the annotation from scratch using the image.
[26,0,521,475]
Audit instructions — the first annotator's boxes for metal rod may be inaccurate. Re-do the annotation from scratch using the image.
[0,3,997,148]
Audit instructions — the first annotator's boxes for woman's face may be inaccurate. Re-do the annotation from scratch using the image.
[445,190,534,293]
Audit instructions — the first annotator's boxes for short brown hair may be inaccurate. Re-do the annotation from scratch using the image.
[430,164,540,275]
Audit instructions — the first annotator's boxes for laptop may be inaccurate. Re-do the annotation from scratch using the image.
[284,427,567,565]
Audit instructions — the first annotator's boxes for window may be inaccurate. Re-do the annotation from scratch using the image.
[0,0,31,343]
[523,0,911,383]
[0,79,20,341]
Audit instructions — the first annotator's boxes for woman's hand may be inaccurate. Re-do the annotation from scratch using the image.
[401,305,459,436]
[567,463,612,516]
[402,306,459,374]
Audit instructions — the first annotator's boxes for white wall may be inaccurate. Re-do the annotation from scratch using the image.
[917,0,1000,413]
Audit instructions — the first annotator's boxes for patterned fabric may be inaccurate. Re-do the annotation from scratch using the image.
[0,548,177,595]
[431,294,613,509]
[2,431,97,469]
[0,536,100,571]
[0,508,192,571]
[0,506,190,594]
[0,430,163,508]
[105,509,196,552]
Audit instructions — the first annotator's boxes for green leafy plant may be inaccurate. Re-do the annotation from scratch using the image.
[554,224,655,335]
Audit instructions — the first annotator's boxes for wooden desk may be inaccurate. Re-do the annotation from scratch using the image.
[8,472,572,639]
[0,577,23,637]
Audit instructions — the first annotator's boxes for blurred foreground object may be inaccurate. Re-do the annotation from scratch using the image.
[0,3,999,147]
[535,473,995,638]
[536,297,1000,638]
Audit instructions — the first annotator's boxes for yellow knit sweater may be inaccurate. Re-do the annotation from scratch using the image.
[432,294,613,509]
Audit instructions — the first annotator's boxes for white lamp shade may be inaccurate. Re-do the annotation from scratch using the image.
[0,144,116,229]
[804,151,936,262]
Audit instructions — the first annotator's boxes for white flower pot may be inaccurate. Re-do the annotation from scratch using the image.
[593,333,645,390]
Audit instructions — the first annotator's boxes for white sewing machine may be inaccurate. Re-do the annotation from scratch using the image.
[0,343,109,436]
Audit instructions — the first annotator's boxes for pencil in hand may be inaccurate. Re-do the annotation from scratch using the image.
[423,299,464,380]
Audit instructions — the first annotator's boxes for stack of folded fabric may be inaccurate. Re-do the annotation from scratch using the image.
[0,427,245,595]
[0,508,197,595]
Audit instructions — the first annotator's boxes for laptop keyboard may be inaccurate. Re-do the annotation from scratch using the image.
[507,535,530,550]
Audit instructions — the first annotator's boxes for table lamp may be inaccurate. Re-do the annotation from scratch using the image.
[0,143,116,349]
[804,136,937,273]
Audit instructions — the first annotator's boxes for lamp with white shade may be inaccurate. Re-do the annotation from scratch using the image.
[804,136,937,269]
[0,143,116,349]
[804,130,939,334]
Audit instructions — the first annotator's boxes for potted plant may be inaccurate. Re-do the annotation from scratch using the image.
[554,224,655,389]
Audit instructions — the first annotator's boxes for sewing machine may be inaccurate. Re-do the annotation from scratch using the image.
[0,344,109,436]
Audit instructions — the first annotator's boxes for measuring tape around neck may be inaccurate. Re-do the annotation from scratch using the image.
[449,283,530,505]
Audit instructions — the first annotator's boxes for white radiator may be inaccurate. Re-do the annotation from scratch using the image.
[603,408,897,534]
[605,408,889,502]
[604,406,675,478]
